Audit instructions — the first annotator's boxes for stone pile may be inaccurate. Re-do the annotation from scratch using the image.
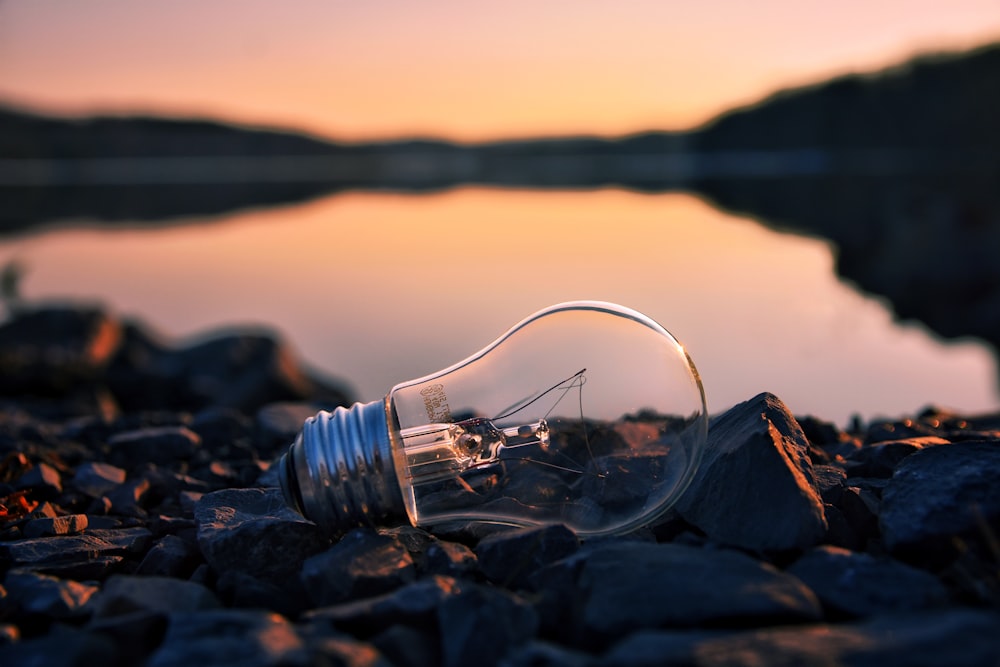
[1,305,999,666]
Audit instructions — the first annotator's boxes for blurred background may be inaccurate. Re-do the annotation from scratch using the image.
[1,0,999,424]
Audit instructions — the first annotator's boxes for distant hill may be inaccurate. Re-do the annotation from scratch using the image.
[691,41,1000,156]
[1,42,999,357]
[1,40,997,181]
[0,108,342,159]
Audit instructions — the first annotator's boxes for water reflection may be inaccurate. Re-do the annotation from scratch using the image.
[0,188,994,424]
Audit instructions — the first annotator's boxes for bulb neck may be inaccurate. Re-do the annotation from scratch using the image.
[278,400,406,533]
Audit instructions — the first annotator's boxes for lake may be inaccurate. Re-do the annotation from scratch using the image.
[0,186,996,425]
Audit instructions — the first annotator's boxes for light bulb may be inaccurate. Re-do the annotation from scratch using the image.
[278,301,707,537]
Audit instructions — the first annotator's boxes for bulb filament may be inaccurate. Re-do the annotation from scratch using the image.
[399,368,604,486]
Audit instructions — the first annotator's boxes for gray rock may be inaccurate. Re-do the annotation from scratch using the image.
[72,462,126,497]
[214,570,306,618]
[475,524,579,589]
[881,440,1000,562]
[103,477,152,517]
[195,488,328,584]
[822,503,864,551]
[134,535,201,578]
[844,436,949,478]
[300,528,415,606]
[604,609,1000,667]
[787,545,950,617]
[0,623,116,666]
[503,640,595,667]
[675,393,827,552]
[423,540,477,576]
[0,527,151,569]
[305,575,459,636]
[602,629,723,667]
[254,401,325,457]
[836,486,881,546]
[22,513,88,538]
[536,541,820,646]
[437,581,539,667]
[0,306,122,395]
[0,624,18,644]
[108,426,201,468]
[147,609,306,667]
[90,574,220,618]
[189,407,254,451]
[303,634,393,667]
[14,462,62,496]
[378,525,437,561]
[3,570,98,618]
[87,610,169,665]
[371,624,441,667]
[812,464,847,503]
[153,332,350,413]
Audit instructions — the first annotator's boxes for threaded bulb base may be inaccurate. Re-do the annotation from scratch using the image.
[278,400,406,534]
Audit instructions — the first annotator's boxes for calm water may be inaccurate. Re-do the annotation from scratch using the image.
[1,187,996,425]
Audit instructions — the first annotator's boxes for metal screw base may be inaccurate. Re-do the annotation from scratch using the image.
[278,400,406,534]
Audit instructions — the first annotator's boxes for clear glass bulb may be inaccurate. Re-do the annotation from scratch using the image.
[278,301,708,537]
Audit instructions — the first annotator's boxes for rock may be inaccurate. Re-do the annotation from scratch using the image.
[22,513,88,538]
[87,610,169,665]
[604,609,1000,667]
[602,629,723,667]
[437,582,539,667]
[90,574,220,618]
[502,640,594,667]
[423,540,477,577]
[305,575,460,637]
[134,535,201,578]
[103,477,152,517]
[812,464,847,503]
[835,486,881,547]
[304,634,392,667]
[189,407,254,452]
[534,541,821,647]
[72,462,126,497]
[0,623,116,666]
[0,624,19,644]
[880,440,1000,563]
[371,624,442,667]
[674,393,827,552]
[3,570,98,618]
[147,609,306,667]
[822,503,864,551]
[214,570,306,618]
[153,331,350,413]
[475,524,579,589]
[844,436,949,477]
[254,402,326,458]
[787,545,950,617]
[195,487,328,584]
[14,462,62,496]
[108,426,201,468]
[300,528,415,606]
[0,306,122,395]
[0,527,151,573]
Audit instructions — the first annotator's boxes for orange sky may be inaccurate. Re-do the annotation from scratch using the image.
[1,1,999,141]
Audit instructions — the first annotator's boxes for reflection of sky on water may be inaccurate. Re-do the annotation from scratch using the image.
[0,188,995,425]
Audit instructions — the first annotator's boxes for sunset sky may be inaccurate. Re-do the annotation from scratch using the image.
[1,0,999,141]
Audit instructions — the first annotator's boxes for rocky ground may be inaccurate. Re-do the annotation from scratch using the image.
[0,305,998,666]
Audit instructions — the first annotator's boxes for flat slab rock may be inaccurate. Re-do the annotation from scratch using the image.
[603,608,1000,667]
[195,487,329,584]
[880,440,1000,561]
[533,541,821,645]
